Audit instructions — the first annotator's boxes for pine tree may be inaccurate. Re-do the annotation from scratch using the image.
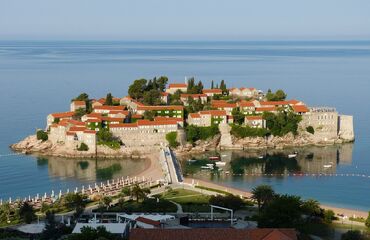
[105,93,113,106]
[211,80,214,89]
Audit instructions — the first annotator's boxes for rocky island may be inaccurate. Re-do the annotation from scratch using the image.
[11,77,355,157]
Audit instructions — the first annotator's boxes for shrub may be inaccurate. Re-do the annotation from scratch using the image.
[166,132,179,148]
[77,143,89,151]
[36,130,48,141]
[306,126,315,134]
[263,111,302,136]
[186,125,219,143]
[209,194,245,211]
[366,211,370,228]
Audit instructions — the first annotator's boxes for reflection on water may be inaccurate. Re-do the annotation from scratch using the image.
[182,144,354,176]
[36,155,149,182]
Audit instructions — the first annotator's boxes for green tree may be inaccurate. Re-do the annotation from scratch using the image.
[166,132,179,148]
[64,193,86,217]
[266,89,287,101]
[131,184,150,202]
[19,202,35,224]
[97,128,114,142]
[231,108,245,125]
[143,89,161,105]
[323,209,335,223]
[128,79,147,100]
[301,199,321,218]
[121,187,132,199]
[102,196,112,210]
[258,194,302,228]
[220,80,227,92]
[74,108,86,118]
[37,130,48,141]
[77,143,89,151]
[306,126,315,134]
[73,93,89,102]
[366,211,370,228]
[0,203,12,223]
[263,111,302,136]
[143,110,156,120]
[209,194,245,211]
[105,93,113,106]
[211,80,214,89]
[156,76,168,92]
[251,185,275,211]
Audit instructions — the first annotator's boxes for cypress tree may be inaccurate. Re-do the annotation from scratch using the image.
[105,93,113,106]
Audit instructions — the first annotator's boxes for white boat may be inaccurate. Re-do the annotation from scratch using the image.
[215,161,226,166]
[187,159,197,163]
[258,155,264,159]
[206,164,214,169]
[288,154,297,158]
[323,164,332,168]
[201,166,211,170]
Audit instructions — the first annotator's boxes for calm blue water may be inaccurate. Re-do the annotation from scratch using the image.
[0,41,369,210]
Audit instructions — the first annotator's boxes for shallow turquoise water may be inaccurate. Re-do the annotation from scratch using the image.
[0,41,369,210]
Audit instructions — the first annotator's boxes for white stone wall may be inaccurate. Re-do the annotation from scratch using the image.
[300,109,339,141]
[338,115,355,142]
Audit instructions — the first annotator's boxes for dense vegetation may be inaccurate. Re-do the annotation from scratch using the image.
[166,131,179,148]
[128,76,168,105]
[186,77,204,94]
[96,128,121,150]
[230,124,270,138]
[263,111,302,136]
[185,124,219,143]
[265,89,287,101]
[37,130,48,141]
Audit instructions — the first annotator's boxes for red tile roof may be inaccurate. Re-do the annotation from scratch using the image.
[83,130,97,134]
[199,110,227,117]
[129,228,297,240]
[86,118,101,123]
[69,126,87,132]
[66,131,76,136]
[110,123,138,128]
[50,112,74,118]
[292,105,309,113]
[154,116,183,123]
[180,93,207,98]
[131,114,143,119]
[255,107,277,112]
[137,119,178,126]
[202,89,222,94]
[246,116,263,120]
[85,113,102,118]
[211,100,237,108]
[135,217,161,226]
[72,100,86,106]
[137,105,184,111]
[100,117,124,122]
[94,106,125,111]
[239,101,256,107]
[160,92,169,96]
[168,83,187,88]
[189,113,201,118]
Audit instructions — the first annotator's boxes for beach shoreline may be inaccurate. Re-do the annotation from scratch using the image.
[184,177,368,218]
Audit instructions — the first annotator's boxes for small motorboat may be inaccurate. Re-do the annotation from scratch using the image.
[215,161,226,166]
[288,152,298,158]
[323,164,332,168]
[201,166,211,170]
[206,163,214,169]
[187,159,197,163]
[258,155,264,159]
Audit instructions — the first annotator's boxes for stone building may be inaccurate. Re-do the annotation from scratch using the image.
[180,93,207,105]
[165,83,187,94]
[70,100,86,112]
[187,110,230,127]
[245,116,266,128]
[229,87,258,98]
[110,119,178,147]
[202,88,222,97]
[46,112,75,128]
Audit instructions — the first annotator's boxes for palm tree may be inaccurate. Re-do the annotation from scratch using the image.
[301,199,321,219]
[121,187,132,200]
[131,184,151,203]
[117,197,125,211]
[251,184,275,212]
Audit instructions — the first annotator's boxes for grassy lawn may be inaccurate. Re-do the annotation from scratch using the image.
[159,189,211,213]
[93,198,177,213]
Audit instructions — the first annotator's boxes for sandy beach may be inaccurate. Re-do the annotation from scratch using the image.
[184,177,368,218]
[133,152,164,182]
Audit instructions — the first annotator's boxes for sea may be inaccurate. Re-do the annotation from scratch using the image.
[0,40,369,210]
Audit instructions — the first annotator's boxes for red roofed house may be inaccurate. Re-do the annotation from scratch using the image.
[180,93,207,105]
[129,228,297,240]
[188,110,229,127]
[47,112,75,128]
[93,105,125,114]
[202,88,223,97]
[229,87,258,98]
[165,83,188,94]
[70,100,86,112]
[92,98,106,108]
[211,100,237,115]
[239,100,259,114]
[245,115,266,128]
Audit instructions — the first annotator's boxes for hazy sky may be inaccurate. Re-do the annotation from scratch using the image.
[1,0,369,40]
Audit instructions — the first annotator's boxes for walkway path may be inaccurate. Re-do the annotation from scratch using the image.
[170,201,183,214]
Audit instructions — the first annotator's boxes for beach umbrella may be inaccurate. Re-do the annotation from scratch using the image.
[44,192,47,199]
[9,197,11,204]
[59,190,62,198]
[67,189,69,194]
[28,195,31,201]
[51,190,54,198]
[36,193,39,200]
